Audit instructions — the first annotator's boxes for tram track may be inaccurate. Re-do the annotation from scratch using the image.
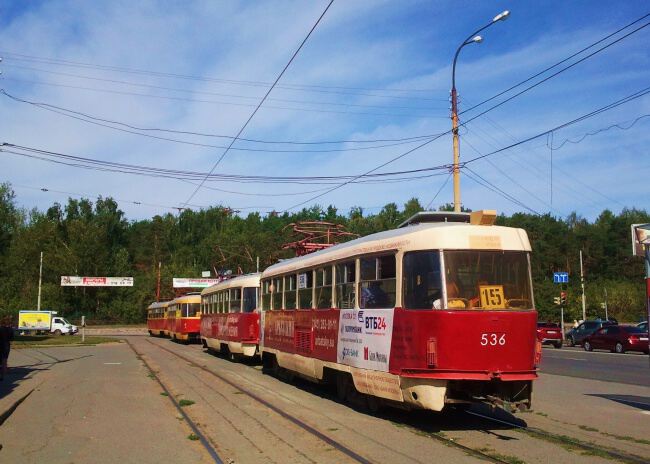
[144,338,542,464]
[124,339,225,464]
[464,410,648,464]
[144,337,374,464]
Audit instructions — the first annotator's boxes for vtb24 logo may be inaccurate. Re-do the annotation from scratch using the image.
[359,311,387,330]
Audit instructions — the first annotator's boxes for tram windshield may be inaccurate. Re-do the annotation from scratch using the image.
[403,250,532,310]
[242,287,257,313]
[184,303,201,317]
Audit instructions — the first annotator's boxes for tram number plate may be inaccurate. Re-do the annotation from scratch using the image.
[480,333,506,346]
[479,285,504,309]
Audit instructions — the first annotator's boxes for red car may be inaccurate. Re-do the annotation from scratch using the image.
[583,325,650,354]
[537,322,563,349]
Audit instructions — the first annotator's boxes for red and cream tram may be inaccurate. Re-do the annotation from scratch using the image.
[200,273,261,358]
[147,300,170,337]
[259,211,539,412]
[167,293,202,342]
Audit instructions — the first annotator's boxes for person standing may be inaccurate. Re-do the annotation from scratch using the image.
[0,316,14,381]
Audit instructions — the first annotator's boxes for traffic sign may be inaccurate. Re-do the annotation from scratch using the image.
[553,272,569,284]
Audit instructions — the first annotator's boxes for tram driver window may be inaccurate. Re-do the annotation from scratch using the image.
[403,251,443,309]
[359,254,396,309]
[242,287,257,313]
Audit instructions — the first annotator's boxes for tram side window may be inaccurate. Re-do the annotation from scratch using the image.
[188,303,200,317]
[315,267,333,309]
[243,287,258,313]
[271,277,283,310]
[359,254,396,309]
[223,291,230,313]
[284,274,297,310]
[335,261,356,309]
[298,271,314,309]
[261,280,271,310]
[403,251,442,309]
[230,288,242,313]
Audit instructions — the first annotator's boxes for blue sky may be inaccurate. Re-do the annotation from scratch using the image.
[1,0,648,220]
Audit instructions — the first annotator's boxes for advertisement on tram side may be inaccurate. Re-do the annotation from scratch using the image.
[337,308,394,372]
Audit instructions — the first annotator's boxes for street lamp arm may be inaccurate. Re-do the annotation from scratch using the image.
[452,21,495,90]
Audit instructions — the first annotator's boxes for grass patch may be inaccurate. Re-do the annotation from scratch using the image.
[327,428,339,432]
[160,392,169,396]
[477,447,525,464]
[13,335,119,348]
[233,391,244,395]
[578,425,599,432]
[600,432,650,446]
[178,399,195,407]
[187,433,199,441]
[534,411,548,417]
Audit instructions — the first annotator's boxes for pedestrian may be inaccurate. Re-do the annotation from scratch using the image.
[0,315,14,381]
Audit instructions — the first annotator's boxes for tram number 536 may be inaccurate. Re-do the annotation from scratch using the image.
[480,333,506,346]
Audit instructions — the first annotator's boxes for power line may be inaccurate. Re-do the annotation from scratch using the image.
[460,18,650,123]
[463,167,540,215]
[0,90,440,153]
[3,77,439,120]
[550,113,650,150]
[184,0,334,207]
[461,12,650,115]
[0,51,448,100]
[425,172,452,210]
[1,143,452,184]
[2,63,445,112]
[463,85,650,165]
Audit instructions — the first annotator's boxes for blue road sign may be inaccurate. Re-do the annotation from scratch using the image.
[553,272,569,284]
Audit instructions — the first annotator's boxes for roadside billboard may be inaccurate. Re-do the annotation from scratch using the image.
[172,278,222,288]
[61,276,134,287]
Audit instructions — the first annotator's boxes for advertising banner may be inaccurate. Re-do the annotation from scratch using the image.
[61,276,133,287]
[18,311,52,330]
[172,278,222,288]
[337,308,394,372]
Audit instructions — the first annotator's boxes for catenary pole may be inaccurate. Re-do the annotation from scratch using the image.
[580,249,586,321]
[37,251,43,311]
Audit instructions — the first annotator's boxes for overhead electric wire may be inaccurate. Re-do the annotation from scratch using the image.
[3,77,439,120]
[2,64,445,112]
[183,0,336,207]
[0,51,448,101]
[463,85,650,165]
[459,18,650,123]
[463,167,540,215]
[425,172,452,210]
[1,90,441,154]
[0,89,440,145]
[549,113,650,150]
[461,12,650,115]
[1,143,452,184]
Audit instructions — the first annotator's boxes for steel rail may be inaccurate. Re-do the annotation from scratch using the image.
[144,337,374,464]
[125,339,225,464]
[465,410,648,464]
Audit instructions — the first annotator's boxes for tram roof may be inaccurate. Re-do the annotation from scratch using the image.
[172,294,202,304]
[262,222,531,278]
[147,301,170,309]
[201,273,261,295]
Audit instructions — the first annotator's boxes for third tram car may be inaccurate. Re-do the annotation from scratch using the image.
[147,300,169,337]
[167,293,202,342]
[200,273,261,358]
[259,211,539,412]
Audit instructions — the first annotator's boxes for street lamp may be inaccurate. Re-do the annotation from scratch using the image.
[450,10,510,212]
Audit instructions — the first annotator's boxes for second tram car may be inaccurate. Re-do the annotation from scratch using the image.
[259,211,539,412]
[147,300,169,336]
[200,273,261,358]
[167,293,202,342]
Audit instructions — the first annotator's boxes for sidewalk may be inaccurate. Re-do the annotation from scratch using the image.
[0,344,211,463]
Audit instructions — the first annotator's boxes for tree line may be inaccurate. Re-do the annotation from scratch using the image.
[0,182,647,324]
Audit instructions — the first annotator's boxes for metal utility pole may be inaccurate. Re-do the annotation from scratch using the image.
[37,251,43,311]
[604,288,608,321]
[580,250,586,321]
[156,261,161,302]
[256,256,260,273]
[450,10,510,212]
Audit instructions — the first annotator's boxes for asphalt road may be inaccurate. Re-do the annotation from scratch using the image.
[539,345,650,387]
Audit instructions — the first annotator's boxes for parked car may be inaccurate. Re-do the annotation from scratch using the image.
[583,325,649,354]
[566,320,616,347]
[637,321,648,333]
[537,322,562,348]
